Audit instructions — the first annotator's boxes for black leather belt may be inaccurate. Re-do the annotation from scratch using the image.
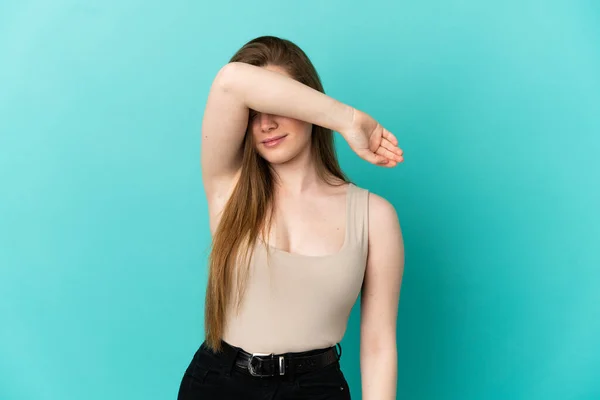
[233,344,341,377]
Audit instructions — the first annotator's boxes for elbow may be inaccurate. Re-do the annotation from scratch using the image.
[215,62,241,93]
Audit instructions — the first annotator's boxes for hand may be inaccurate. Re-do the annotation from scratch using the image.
[343,108,404,167]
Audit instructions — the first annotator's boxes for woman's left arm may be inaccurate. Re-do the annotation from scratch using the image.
[360,193,405,400]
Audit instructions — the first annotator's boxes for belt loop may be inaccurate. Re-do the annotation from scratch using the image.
[335,343,342,361]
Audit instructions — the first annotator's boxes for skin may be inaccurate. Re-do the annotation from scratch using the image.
[201,61,405,399]
[248,65,314,166]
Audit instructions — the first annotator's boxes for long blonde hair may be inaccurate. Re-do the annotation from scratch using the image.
[204,36,349,352]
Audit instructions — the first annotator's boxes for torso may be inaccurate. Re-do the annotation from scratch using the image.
[213,177,370,354]
[208,174,350,257]
[264,182,348,257]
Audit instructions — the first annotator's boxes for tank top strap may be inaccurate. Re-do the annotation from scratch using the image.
[345,183,370,253]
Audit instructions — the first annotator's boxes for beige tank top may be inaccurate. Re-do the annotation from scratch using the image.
[222,183,369,354]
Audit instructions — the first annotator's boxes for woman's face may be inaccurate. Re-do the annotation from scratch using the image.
[248,64,313,165]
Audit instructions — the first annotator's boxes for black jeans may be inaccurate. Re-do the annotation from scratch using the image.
[177,340,351,399]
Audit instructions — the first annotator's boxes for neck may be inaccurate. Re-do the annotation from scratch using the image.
[271,147,320,196]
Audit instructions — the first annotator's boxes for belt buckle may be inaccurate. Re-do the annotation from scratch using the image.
[248,353,286,377]
[248,352,273,377]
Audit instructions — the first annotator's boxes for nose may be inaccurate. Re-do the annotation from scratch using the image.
[259,113,277,133]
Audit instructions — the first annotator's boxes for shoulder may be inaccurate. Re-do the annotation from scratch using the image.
[363,189,402,245]
[349,183,401,238]
[351,183,398,224]
[348,183,399,226]
[363,190,404,272]
[367,191,397,223]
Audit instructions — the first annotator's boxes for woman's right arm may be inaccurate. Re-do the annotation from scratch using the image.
[201,62,403,198]
[201,62,356,192]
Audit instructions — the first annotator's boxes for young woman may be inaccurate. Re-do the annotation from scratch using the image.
[177,36,405,400]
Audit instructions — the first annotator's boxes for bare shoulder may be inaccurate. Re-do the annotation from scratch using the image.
[365,190,403,259]
[367,191,401,234]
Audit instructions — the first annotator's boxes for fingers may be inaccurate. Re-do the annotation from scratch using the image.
[360,150,389,166]
[359,126,404,167]
[377,140,404,163]
[360,150,401,168]
[381,138,403,156]
[375,147,401,163]
[382,129,398,146]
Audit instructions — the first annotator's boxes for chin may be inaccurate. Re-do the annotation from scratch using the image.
[258,152,295,165]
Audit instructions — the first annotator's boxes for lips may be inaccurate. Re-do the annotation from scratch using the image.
[262,134,287,144]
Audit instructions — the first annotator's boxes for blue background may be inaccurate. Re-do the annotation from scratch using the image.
[1,1,599,399]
